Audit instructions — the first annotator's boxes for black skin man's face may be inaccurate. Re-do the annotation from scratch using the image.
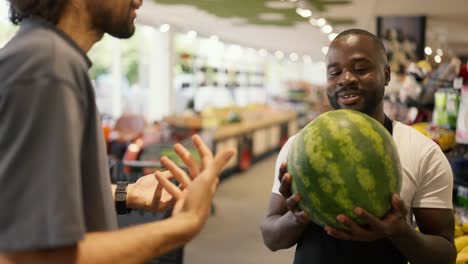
[325,34,390,117]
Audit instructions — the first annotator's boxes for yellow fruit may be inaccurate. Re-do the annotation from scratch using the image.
[455,236,468,252]
[462,223,468,234]
[456,213,460,226]
[460,245,468,254]
[456,226,465,238]
[457,252,468,264]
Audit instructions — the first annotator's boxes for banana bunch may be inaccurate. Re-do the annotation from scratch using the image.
[455,214,468,264]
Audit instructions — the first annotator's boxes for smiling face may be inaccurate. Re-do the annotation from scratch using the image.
[86,0,143,39]
[326,33,390,119]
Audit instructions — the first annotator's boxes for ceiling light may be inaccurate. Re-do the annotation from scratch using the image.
[328,33,338,41]
[321,46,329,55]
[437,49,443,56]
[159,24,170,33]
[317,18,327,27]
[321,25,333,34]
[302,9,312,18]
[296,8,312,18]
[309,18,318,26]
[424,47,432,56]
[435,55,442,64]
[275,50,284,59]
[289,53,299,61]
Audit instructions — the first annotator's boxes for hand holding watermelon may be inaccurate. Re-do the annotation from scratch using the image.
[278,163,311,225]
[324,193,410,241]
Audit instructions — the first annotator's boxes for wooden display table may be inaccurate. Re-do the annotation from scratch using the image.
[164,110,298,171]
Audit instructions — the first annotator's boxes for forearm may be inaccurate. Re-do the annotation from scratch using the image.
[261,211,307,251]
[2,213,202,264]
[390,225,456,264]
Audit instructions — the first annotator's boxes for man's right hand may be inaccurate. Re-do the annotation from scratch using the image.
[278,163,311,225]
[155,135,235,235]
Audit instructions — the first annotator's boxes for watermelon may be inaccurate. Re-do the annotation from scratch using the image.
[287,109,402,230]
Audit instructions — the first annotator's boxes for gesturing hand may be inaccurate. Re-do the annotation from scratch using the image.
[126,135,207,212]
[155,135,235,230]
[126,170,175,212]
[324,194,409,241]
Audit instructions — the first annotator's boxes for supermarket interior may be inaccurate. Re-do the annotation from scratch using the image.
[1,0,468,263]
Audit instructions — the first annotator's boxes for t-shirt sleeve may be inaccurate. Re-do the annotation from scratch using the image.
[412,144,454,209]
[0,77,87,251]
[272,136,295,195]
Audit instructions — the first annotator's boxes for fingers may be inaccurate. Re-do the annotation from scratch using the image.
[324,226,352,240]
[296,211,311,225]
[155,171,184,200]
[192,135,213,169]
[279,173,292,198]
[278,162,287,182]
[157,170,173,179]
[353,208,381,229]
[392,193,408,216]
[160,197,176,211]
[151,174,164,208]
[210,148,235,175]
[337,214,367,234]
[285,193,300,211]
[174,143,200,179]
[160,156,192,188]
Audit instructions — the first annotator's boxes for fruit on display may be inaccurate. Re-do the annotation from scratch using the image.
[456,225,465,238]
[453,212,468,264]
[287,109,402,230]
[411,122,456,151]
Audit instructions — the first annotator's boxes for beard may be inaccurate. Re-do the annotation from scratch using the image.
[86,1,136,39]
[327,89,384,117]
[104,19,135,39]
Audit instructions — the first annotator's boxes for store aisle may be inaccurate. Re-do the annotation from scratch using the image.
[184,154,295,264]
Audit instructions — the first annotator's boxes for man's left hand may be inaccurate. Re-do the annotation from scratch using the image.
[126,171,176,212]
[125,139,204,212]
[324,194,410,241]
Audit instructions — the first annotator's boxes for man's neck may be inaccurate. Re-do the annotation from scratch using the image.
[56,4,103,53]
[371,103,386,126]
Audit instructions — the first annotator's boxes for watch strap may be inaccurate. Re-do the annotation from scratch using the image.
[115,181,132,214]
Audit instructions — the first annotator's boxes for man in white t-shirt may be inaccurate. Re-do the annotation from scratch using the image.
[260,29,456,264]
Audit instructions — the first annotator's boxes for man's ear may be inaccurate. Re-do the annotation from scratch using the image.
[384,65,391,86]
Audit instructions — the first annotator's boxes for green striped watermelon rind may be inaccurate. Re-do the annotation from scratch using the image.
[287,109,402,230]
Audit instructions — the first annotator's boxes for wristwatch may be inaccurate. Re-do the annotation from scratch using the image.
[115,181,132,214]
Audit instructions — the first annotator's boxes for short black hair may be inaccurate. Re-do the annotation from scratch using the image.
[8,0,69,25]
[331,29,388,64]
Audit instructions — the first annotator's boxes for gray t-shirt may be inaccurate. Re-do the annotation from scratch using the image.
[0,17,117,251]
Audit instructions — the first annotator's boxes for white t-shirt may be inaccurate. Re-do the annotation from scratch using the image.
[272,121,453,217]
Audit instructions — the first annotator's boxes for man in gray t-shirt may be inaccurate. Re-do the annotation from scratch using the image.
[0,0,234,263]
[0,16,118,250]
